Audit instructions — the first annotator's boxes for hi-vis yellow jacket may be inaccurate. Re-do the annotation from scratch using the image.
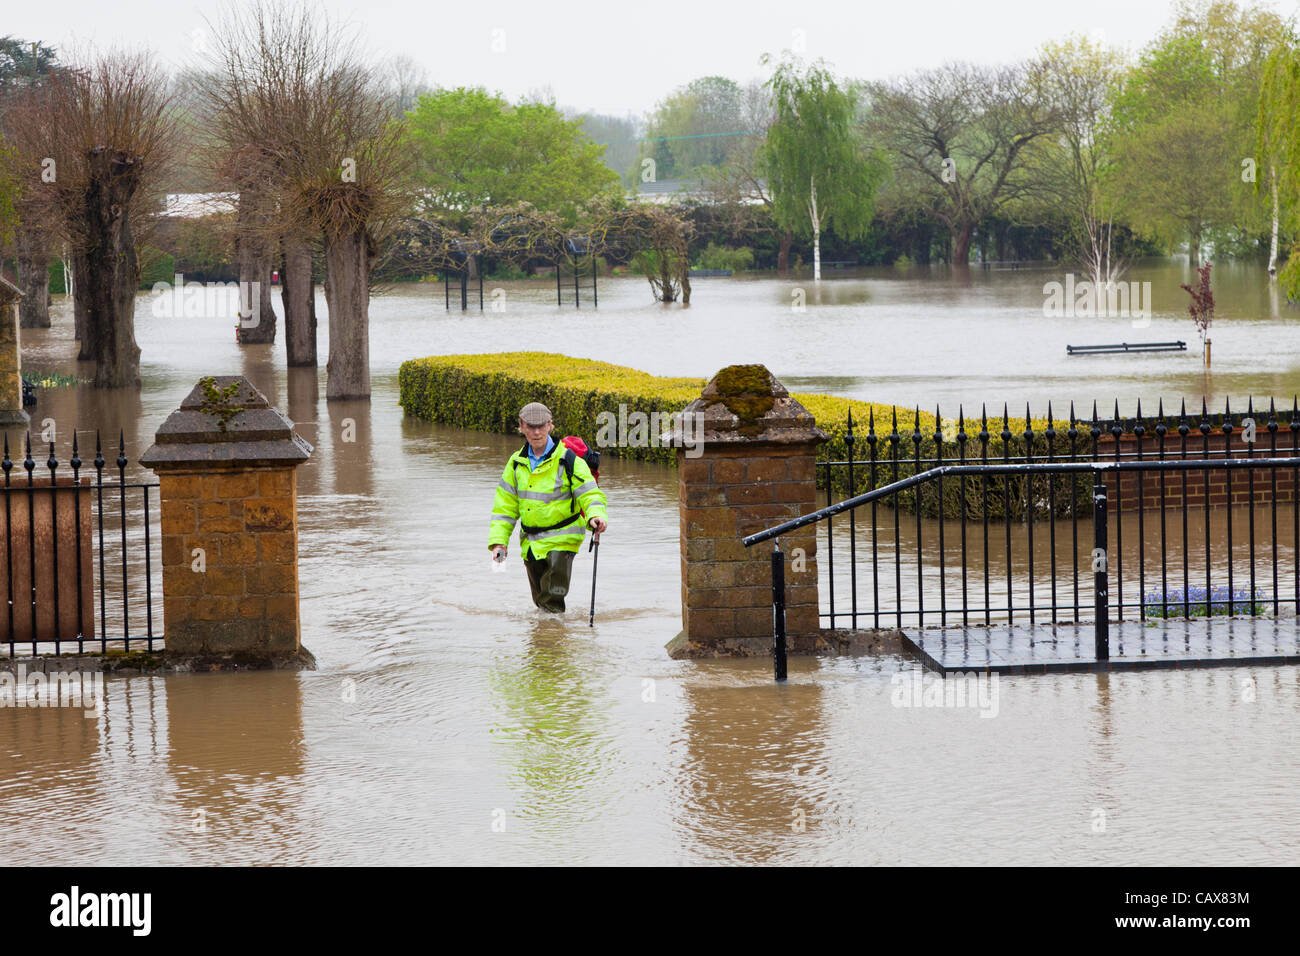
[490,441,608,559]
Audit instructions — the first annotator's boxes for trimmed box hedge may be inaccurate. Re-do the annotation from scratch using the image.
[398,351,923,468]
[398,352,1075,517]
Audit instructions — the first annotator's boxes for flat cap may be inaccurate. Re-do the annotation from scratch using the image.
[519,402,552,425]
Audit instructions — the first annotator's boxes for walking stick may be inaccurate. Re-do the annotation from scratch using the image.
[588,534,599,626]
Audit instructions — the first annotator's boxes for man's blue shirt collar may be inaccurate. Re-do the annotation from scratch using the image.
[527,435,555,470]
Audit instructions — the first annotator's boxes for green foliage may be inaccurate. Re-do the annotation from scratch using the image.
[138,248,176,288]
[197,376,243,431]
[1109,3,1288,259]
[0,134,17,248]
[643,76,748,180]
[0,36,58,92]
[47,257,66,295]
[486,260,530,280]
[404,88,621,228]
[1258,28,1300,296]
[22,369,81,388]
[172,216,236,281]
[574,112,641,185]
[764,56,886,245]
[692,242,753,272]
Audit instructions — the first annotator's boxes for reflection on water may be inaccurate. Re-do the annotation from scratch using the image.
[1,266,1299,864]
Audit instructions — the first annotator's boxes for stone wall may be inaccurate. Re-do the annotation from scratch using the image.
[142,376,313,665]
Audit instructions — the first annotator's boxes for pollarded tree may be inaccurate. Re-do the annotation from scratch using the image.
[36,51,177,387]
[202,1,330,352]
[765,56,887,280]
[273,43,411,400]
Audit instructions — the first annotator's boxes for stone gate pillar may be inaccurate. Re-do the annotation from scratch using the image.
[666,365,827,659]
[141,376,314,666]
[0,276,30,426]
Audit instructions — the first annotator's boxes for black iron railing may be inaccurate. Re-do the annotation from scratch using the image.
[747,397,1300,680]
[2,430,161,657]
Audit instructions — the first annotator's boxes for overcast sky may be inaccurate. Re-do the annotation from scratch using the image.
[7,0,1300,116]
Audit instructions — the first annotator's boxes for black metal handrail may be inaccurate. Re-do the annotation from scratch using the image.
[745,453,1300,681]
[746,456,1300,547]
[1067,341,1187,354]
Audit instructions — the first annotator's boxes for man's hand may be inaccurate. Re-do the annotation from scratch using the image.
[491,545,507,562]
[588,517,607,536]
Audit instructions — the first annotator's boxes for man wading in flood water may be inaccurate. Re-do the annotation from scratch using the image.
[490,403,608,612]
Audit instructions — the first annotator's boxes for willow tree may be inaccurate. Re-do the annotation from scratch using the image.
[765,56,886,280]
[1258,32,1300,286]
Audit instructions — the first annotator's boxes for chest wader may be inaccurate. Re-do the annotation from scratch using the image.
[525,550,576,612]
[518,448,583,613]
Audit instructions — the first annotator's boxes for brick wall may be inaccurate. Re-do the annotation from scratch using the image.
[679,444,820,649]
[158,467,301,654]
[1096,432,1299,512]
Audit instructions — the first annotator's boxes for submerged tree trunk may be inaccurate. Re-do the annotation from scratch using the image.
[323,227,374,400]
[82,148,142,388]
[73,252,90,357]
[776,230,793,278]
[281,235,318,366]
[235,184,279,345]
[16,229,50,328]
[951,222,974,266]
[1189,227,1201,270]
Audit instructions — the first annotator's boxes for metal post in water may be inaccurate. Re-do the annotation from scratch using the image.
[1093,479,1109,661]
[772,540,787,681]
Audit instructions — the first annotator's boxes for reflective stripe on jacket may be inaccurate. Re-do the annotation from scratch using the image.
[489,442,608,559]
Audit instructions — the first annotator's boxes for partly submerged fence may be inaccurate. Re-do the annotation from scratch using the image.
[1,431,160,656]
[745,397,1300,677]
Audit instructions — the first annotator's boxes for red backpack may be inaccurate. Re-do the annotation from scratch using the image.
[560,436,600,484]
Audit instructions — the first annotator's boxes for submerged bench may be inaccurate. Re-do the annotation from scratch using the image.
[1067,341,1187,355]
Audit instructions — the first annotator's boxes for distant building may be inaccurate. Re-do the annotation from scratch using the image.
[162,193,238,219]
[627,178,766,205]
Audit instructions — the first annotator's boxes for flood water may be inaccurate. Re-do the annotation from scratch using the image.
[3,260,1300,865]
